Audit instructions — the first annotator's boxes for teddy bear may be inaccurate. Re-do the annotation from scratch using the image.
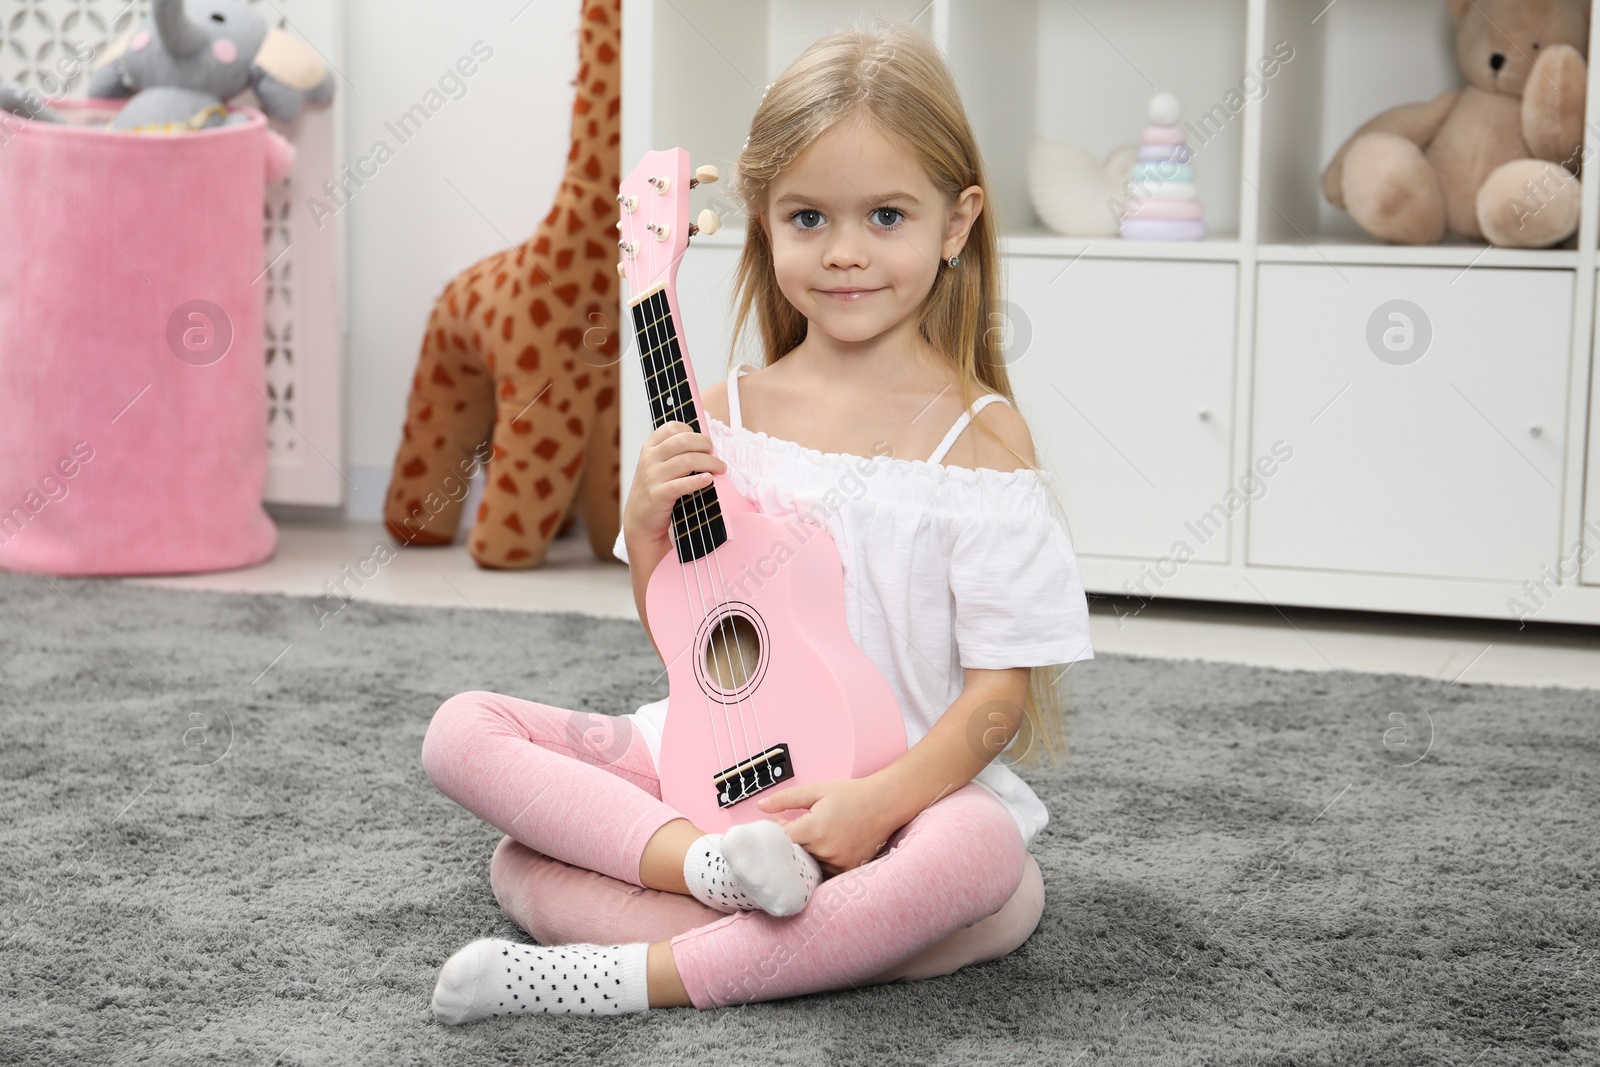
[1322,0,1589,248]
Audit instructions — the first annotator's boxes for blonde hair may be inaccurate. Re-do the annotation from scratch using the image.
[721,18,1082,773]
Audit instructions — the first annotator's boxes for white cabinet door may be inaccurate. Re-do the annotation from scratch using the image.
[1586,272,1600,587]
[1005,257,1238,562]
[1250,264,1569,582]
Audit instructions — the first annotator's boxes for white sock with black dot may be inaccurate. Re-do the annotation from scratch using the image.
[431,938,650,1024]
[684,819,821,918]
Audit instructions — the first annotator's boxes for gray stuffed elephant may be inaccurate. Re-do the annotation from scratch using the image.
[0,0,333,132]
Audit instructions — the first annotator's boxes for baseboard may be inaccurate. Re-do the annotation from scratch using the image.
[266,465,487,542]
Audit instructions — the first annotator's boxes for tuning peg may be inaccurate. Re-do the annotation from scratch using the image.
[697,208,720,236]
[646,175,671,194]
[616,261,625,278]
[615,193,638,212]
[691,164,720,187]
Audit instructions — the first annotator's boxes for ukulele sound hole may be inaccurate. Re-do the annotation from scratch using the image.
[703,614,762,693]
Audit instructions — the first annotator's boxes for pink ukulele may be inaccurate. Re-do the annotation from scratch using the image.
[615,148,908,833]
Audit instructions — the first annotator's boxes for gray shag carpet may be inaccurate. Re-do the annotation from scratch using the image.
[0,570,1595,1067]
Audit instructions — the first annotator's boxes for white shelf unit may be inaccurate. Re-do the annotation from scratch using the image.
[620,0,1600,627]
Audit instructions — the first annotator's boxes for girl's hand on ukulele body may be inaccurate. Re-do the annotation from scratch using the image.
[755,777,900,878]
[623,420,727,544]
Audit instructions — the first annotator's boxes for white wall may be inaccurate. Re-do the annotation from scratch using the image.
[332,0,583,520]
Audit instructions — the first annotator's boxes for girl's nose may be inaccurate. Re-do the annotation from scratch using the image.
[822,228,869,268]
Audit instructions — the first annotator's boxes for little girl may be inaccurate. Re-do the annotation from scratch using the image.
[421,20,1094,1021]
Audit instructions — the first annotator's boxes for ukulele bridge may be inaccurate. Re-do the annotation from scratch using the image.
[713,743,794,809]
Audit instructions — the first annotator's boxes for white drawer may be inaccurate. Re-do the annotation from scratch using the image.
[1006,257,1238,562]
[1250,264,1570,582]
[1585,273,1600,587]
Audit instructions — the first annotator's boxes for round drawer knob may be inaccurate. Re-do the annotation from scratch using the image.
[1530,424,1544,438]
[1198,409,1212,422]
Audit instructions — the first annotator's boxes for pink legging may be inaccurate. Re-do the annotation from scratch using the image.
[421,690,1033,1010]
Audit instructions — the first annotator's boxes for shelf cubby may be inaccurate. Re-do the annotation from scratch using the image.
[1254,0,1587,263]
[1022,0,1249,242]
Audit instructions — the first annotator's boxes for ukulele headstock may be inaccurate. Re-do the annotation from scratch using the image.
[616,149,722,297]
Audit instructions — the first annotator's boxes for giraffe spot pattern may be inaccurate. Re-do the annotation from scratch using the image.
[382,0,622,573]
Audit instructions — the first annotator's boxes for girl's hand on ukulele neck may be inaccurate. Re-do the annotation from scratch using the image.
[756,777,899,878]
[623,420,728,545]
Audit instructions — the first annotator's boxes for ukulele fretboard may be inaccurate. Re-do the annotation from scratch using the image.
[630,286,727,564]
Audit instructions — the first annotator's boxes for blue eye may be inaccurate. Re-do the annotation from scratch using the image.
[784,207,906,231]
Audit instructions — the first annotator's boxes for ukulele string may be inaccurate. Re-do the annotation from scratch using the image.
[630,186,768,803]
[643,297,768,796]
[627,183,771,809]
[710,367,767,796]
[659,357,769,806]
[634,279,734,786]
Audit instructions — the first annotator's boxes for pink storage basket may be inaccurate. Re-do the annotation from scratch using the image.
[0,99,276,576]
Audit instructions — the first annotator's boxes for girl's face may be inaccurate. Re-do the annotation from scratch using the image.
[760,120,982,349]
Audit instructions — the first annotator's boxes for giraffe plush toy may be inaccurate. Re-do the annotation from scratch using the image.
[383,0,622,568]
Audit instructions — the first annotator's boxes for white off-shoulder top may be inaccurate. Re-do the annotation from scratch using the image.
[611,362,1095,849]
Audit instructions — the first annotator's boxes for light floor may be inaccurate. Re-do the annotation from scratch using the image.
[122,516,1600,691]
